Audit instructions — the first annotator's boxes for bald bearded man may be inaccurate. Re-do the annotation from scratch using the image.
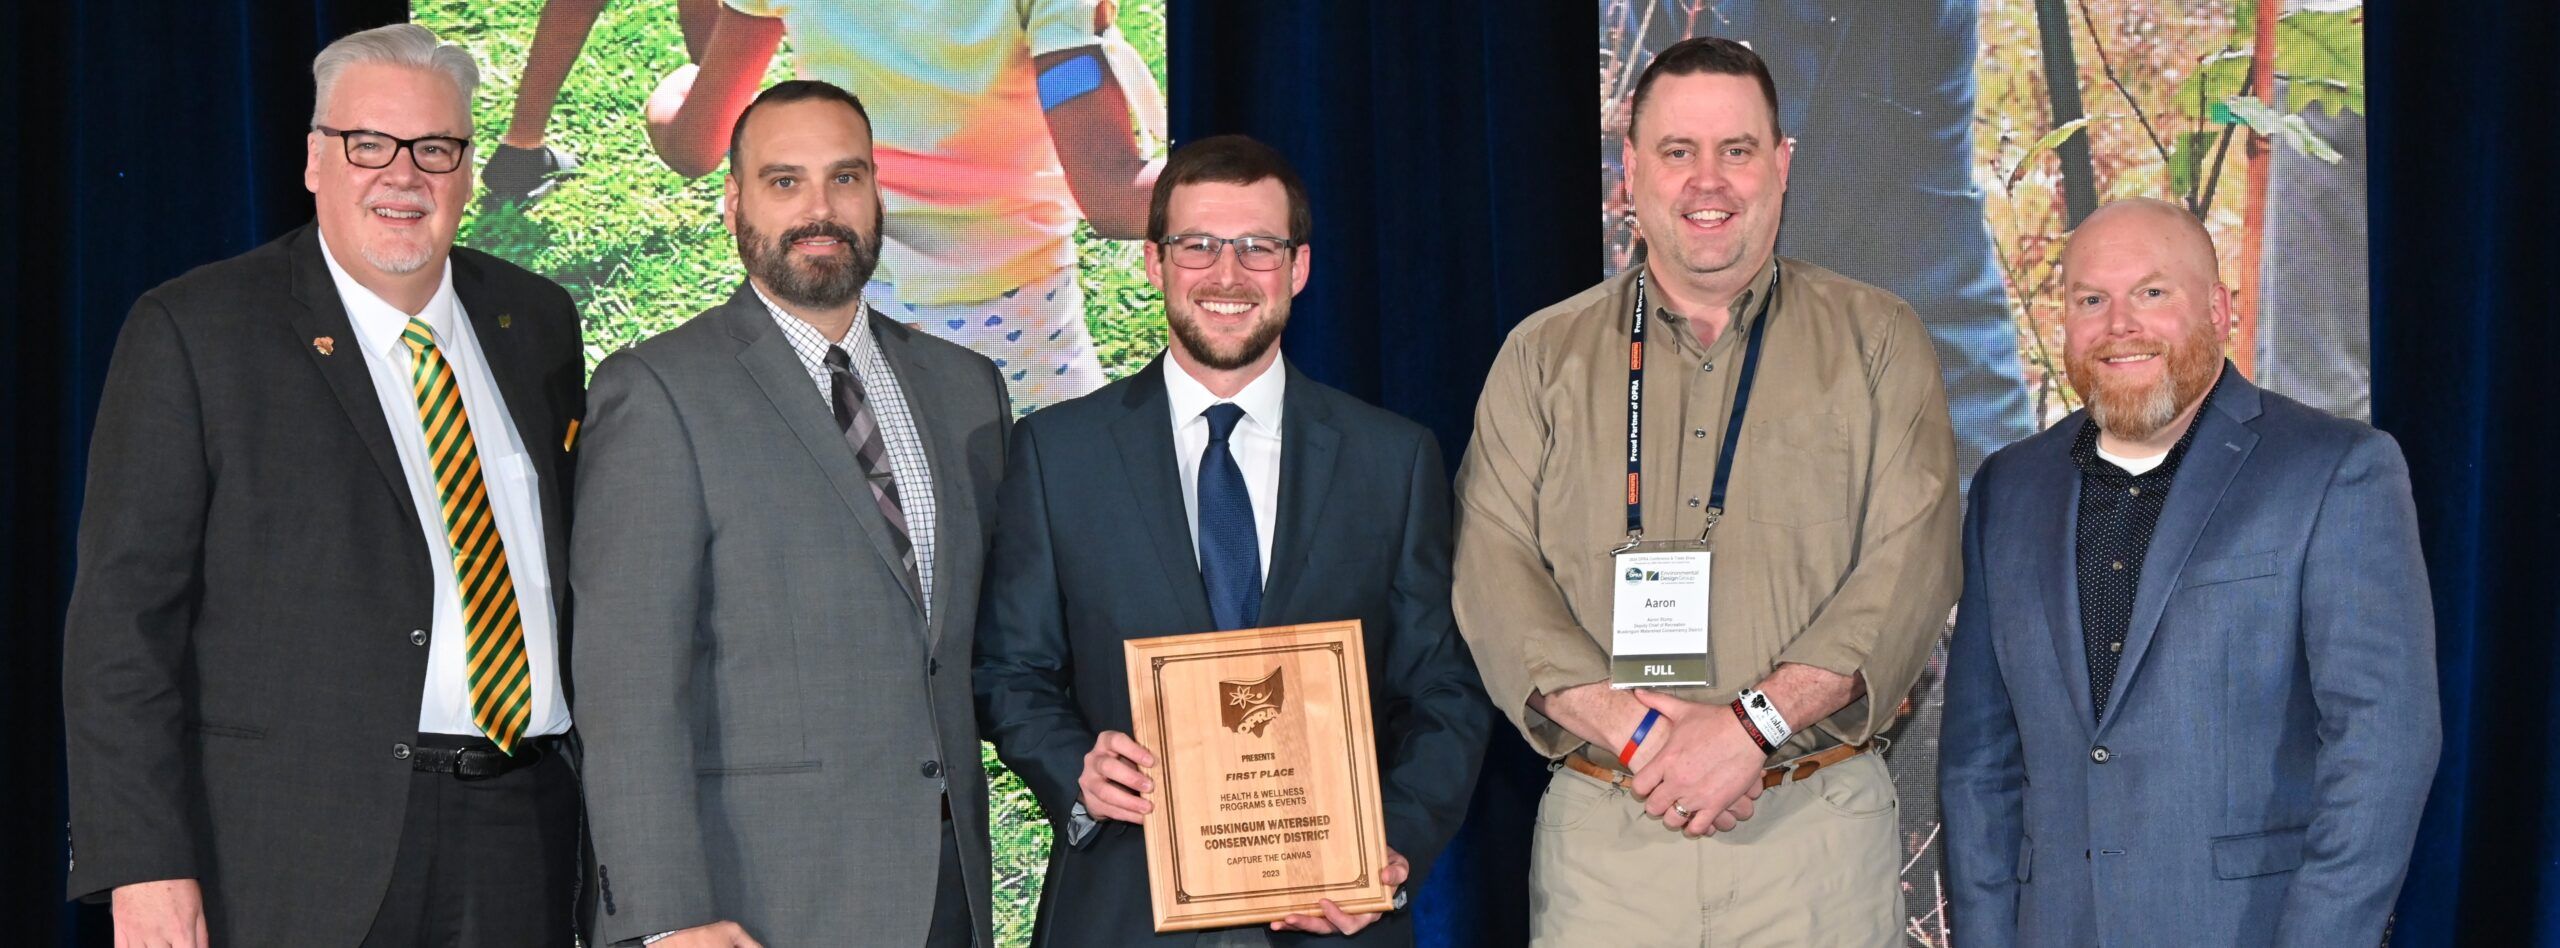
[1937,198,2439,947]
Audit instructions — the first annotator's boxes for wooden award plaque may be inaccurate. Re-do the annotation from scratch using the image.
[1123,620,1395,932]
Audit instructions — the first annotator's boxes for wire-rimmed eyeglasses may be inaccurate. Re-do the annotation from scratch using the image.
[1158,234,1298,272]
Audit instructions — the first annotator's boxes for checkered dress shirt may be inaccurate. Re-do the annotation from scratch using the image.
[756,287,939,618]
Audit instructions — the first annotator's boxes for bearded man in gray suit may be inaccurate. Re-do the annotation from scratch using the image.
[572,80,1012,948]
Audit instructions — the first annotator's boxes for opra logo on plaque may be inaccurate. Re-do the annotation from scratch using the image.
[1123,620,1396,932]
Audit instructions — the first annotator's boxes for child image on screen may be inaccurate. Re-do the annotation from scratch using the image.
[643,0,1167,411]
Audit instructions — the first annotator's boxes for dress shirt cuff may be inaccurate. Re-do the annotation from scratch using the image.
[1774,635,1885,743]
[1065,801,1103,849]
[1523,654,1614,757]
[638,933,676,945]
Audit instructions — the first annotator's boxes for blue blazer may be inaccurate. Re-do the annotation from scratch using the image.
[1940,367,2438,947]
[972,357,1492,947]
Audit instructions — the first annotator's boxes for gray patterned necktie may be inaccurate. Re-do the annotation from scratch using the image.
[826,345,917,587]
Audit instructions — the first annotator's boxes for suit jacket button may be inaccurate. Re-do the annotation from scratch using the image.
[921,759,943,779]
[393,743,413,760]
[410,629,428,646]
[929,658,941,676]
[2090,746,2111,764]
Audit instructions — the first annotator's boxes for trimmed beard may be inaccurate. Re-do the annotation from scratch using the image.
[360,236,433,275]
[2068,314,2225,442]
[1168,293,1289,372]
[736,206,883,311]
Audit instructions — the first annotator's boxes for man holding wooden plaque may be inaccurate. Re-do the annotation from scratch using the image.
[975,135,1491,946]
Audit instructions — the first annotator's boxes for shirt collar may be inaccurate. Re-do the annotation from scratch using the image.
[317,227,460,358]
[751,281,871,366]
[1648,255,1781,350]
[1164,352,1288,436]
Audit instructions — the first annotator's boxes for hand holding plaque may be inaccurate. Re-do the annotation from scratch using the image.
[1079,730,1160,823]
[1268,849,1408,935]
[1123,620,1397,932]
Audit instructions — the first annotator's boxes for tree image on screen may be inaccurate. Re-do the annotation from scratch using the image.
[1600,2,2363,944]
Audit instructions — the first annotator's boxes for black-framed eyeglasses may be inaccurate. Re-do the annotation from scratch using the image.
[1159,233,1297,272]
[314,126,471,174]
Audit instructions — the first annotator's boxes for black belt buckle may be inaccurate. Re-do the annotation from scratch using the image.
[432,736,550,781]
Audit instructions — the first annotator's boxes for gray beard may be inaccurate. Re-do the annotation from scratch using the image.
[360,237,433,275]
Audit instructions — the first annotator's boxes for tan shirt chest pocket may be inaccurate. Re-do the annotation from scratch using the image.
[1745,411,1852,527]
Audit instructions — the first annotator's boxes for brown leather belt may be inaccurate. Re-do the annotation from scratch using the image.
[1559,740,1871,793]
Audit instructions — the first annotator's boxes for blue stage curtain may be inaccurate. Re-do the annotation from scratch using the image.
[1166,2,1601,453]
[3,2,405,943]
[2369,0,2560,944]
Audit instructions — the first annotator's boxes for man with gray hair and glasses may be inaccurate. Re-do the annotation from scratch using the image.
[62,22,587,946]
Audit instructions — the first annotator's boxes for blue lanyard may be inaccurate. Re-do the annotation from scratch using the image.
[1623,261,1781,540]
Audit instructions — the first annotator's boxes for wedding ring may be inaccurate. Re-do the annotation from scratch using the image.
[1672,804,1693,818]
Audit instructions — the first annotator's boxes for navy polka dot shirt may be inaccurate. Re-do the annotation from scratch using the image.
[2071,379,2222,720]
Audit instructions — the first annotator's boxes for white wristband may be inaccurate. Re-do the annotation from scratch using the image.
[1736,687,1793,748]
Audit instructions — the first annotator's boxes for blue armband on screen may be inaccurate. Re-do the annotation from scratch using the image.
[1037,50,1105,110]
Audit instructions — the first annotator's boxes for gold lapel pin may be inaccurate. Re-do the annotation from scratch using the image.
[312,336,335,356]
[499,313,514,329]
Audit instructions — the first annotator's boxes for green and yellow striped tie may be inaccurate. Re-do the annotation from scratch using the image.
[400,317,532,753]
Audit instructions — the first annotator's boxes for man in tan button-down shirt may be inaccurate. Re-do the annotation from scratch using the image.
[1454,37,1961,946]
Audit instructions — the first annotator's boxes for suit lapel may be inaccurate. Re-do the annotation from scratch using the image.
[2098,368,2262,732]
[283,225,423,540]
[723,286,925,616]
[451,254,570,599]
[868,311,969,650]
[1110,359,1218,635]
[1258,362,1340,624]
[2030,416,2099,737]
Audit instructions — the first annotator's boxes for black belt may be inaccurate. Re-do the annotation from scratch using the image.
[411,734,562,780]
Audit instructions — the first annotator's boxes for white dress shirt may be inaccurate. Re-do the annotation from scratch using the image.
[1060,354,1289,848]
[322,236,570,739]
[1164,354,1285,584]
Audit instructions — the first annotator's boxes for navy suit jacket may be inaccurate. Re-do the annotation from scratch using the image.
[1940,367,2438,947]
[974,357,1492,947]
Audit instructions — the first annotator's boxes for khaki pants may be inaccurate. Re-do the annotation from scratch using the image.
[1529,750,1902,947]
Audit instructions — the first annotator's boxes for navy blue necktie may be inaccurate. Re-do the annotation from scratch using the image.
[1196,403,1262,631]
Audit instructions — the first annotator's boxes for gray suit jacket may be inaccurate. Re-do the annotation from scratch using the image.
[1940,367,2439,947]
[61,224,584,944]
[572,284,1011,946]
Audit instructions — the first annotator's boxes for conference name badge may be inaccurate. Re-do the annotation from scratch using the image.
[1610,541,1713,688]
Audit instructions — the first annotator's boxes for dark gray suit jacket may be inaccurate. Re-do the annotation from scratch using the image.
[1941,368,2439,946]
[61,224,584,944]
[572,284,1011,946]
[975,358,1493,947]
